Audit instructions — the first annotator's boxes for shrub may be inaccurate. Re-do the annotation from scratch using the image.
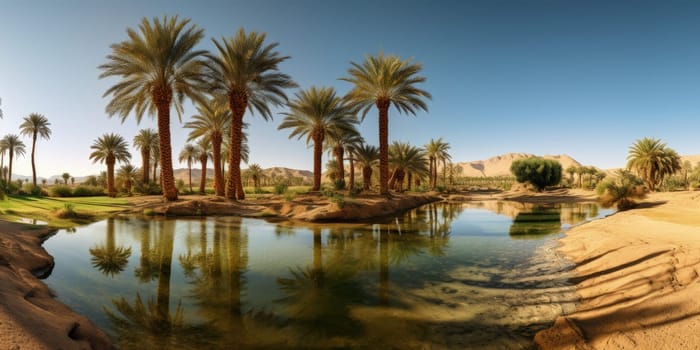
[273,182,289,195]
[510,157,563,191]
[72,185,106,197]
[134,181,162,195]
[21,184,44,196]
[333,179,346,190]
[49,185,73,197]
[596,170,646,210]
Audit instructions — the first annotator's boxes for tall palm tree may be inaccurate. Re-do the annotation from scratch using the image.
[117,164,139,195]
[195,138,212,194]
[99,15,206,201]
[203,28,296,200]
[325,127,362,190]
[425,138,450,189]
[185,98,230,196]
[353,143,379,191]
[342,52,431,195]
[133,129,159,184]
[388,141,428,192]
[19,113,51,186]
[0,139,8,185]
[179,143,198,193]
[2,135,26,184]
[626,137,681,191]
[89,133,131,197]
[278,86,357,191]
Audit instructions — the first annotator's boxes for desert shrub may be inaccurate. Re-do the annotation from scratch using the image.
[49,185,73,197]
[20,184,44,196]
[596,170,646,211]
[72,185,106,197]
[134,181,162,195]
[273,182,289,195]
[333,179,346,190]
[55,203,77,219]
[510,157,562,191]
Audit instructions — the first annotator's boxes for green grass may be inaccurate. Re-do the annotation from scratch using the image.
[0,195,131,228]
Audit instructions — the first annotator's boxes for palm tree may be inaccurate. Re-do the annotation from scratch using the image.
[597,170,646,210]
[19,113,51,187]
[99,15,206,201]
[247,163,264,190]
[151,143,160,187]
[2,135,26,184]
[89,133,131,197]
[626,137,682,191]
[133,129,159,184]
[0,139,7,185]
[179,143,198,193]
[203,28,296,200]
[325,127,362,190]
[425,138,450,189]
[565,166,576,186]
[62,173,70,185]
[195,138,212,194]
[388,141,428,192]
[117,164,139,195]
[342,52,431,195]
[447,162,463,187]
[185,98,230,196]
[353,143,379,191]
[279,87,357,191]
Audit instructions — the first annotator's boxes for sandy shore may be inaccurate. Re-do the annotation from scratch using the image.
[536,191,700,349]
[0,221,111,350]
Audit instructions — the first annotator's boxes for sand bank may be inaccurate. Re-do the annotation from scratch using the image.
[0,221,111,350]
[536,191,700,349]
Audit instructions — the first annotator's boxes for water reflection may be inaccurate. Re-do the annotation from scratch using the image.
[43,201,611,349]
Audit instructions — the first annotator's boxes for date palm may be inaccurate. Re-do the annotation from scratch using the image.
[99,15,206,201]
[2,134,26,184]
[62,173,70,185]
[325,127,362,190]
[389,141,428,192]
[425,138,450,189]
[195,138,212,194]
[185,99,229,196]
[179,143,198,193]
[279,86,357,191]
[353,143,379,191]
[90,133,131,197]
[342,52,431,195]
[247,163,264,190]
[204,28,296,200]
[0,139,8,184]
[19,113,51,186]
[133,129,159,184]
[117,164,139,195]
[626,137,682,191]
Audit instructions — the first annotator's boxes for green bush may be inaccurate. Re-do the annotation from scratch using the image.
[510,157,563,191]
[134,181,162,195]
[72,185,106,197]
[273,182,289,195]
[49,185,73,197]
[333,179,346,190]
[20,184,44,196]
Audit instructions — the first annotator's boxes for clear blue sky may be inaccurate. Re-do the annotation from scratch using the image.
[1,0,699,178]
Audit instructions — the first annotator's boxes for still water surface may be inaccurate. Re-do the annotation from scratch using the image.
[43,201,611,349]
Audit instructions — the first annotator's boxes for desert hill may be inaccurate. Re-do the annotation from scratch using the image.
[455,153,583,177]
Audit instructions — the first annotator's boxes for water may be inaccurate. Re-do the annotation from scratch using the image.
[43,201,611,349]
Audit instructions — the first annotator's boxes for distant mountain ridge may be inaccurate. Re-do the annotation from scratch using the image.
[455,153,583,177]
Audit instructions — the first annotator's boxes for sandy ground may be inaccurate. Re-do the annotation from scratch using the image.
[536,191,700,349]
[0,221,111,350]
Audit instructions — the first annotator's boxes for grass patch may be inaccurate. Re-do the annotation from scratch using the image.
[0,195,130,228]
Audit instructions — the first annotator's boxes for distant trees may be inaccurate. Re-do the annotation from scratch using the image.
[133,129,159,185]
[597,170,646,210]
[2,134,26,184]
[89,133,131,197]
[627,137,681,192]
[179,143,198,193]
[510,157,562,191]
[62,173,70,185]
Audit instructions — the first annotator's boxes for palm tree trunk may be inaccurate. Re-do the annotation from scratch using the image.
[188,160,193,193]
[212,133,224,196]
[379,228,389,306]
[348,158,355,193]
[228,93,246,200]
[363,166,372,191]
[8,151,13,184]
[154,90,178,201]
[0,153,4,185]
[407,172,412,192]
[31,133,37,186]
[107,156,116,197]
[141,148,150,184]
[377,100,390,195]
[334,145,345,188]
[442,159,447,188]
[199,155,207,195]
[428,156,433,190]
[312,133,323,191]
[152,160,158,187]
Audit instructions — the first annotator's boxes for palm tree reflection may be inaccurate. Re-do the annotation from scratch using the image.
[89,218,131,277]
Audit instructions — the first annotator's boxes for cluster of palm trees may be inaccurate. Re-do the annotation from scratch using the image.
[99,15,430,202]
[0,113,51,188]
[626,137,681,191]
[564,165,607,189]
